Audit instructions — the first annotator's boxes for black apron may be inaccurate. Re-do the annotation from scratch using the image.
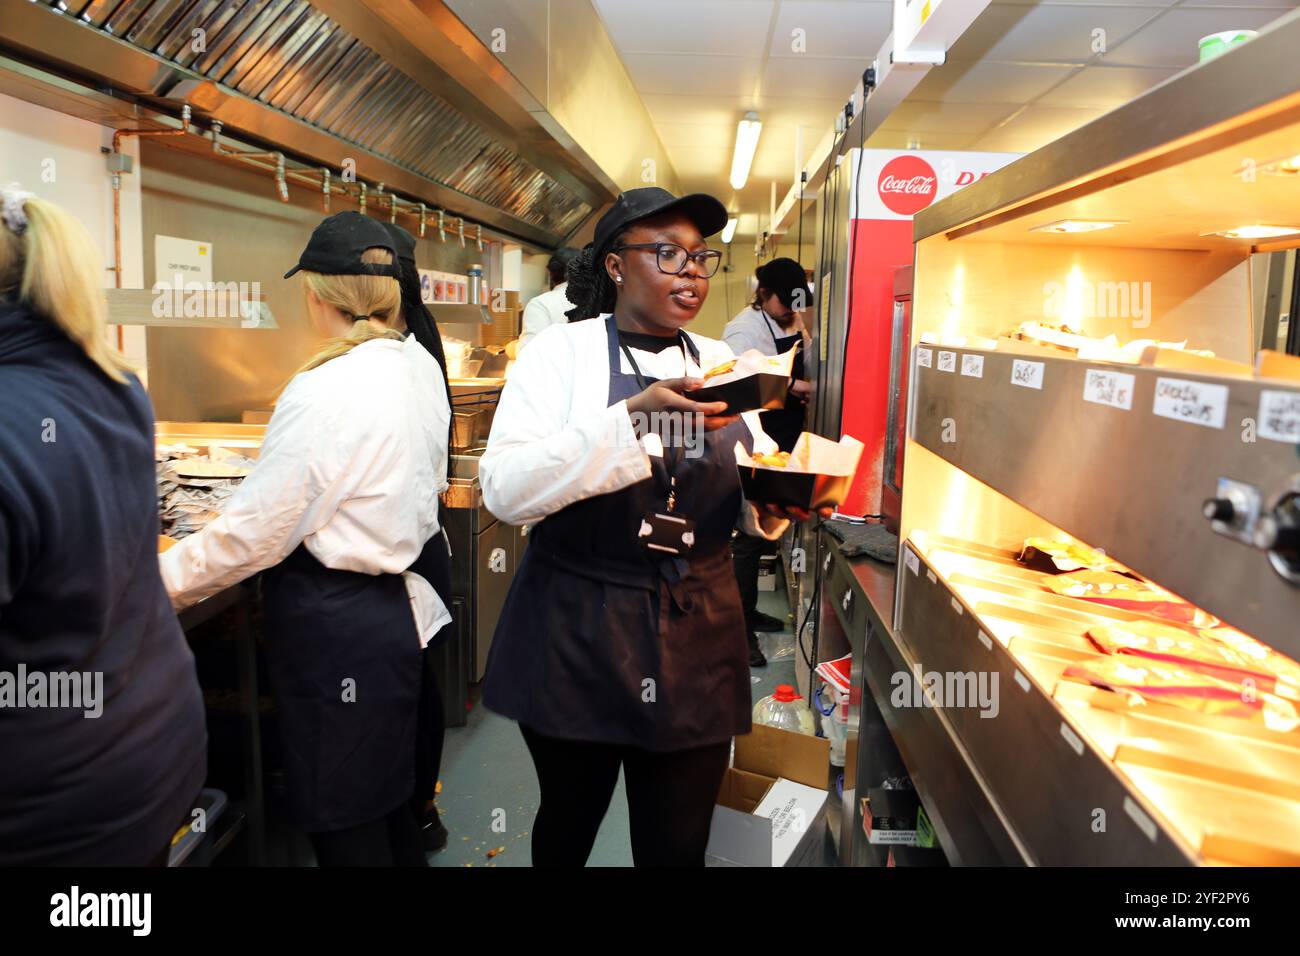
[261,530,449,832]
[756,308,808,452]
[482,316,754,752]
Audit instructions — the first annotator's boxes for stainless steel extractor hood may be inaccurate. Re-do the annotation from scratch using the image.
[0,0,613,247]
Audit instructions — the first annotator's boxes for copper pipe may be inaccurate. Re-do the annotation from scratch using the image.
[111,105,193,292]
[210,122,288,201]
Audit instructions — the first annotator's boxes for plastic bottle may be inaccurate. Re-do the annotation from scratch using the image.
[752,684,815,735]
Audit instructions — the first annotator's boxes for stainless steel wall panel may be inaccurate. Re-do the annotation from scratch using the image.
[140,140,481,421]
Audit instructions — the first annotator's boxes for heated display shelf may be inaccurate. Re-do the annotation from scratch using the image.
[911,350,1300,657]
[873,13,1300,867]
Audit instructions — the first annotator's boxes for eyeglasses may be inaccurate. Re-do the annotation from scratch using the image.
[614,242,723,278]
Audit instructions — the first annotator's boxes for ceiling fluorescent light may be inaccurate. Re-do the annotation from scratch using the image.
[721,217,739,244]
[729,112,762,191]
[1030,219,1127,234]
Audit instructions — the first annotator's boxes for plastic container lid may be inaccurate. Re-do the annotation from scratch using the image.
[772,683,801,703]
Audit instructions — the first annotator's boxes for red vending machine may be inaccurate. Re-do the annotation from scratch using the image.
[834,149,1019,519]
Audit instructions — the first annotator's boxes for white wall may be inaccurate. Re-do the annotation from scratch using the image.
[0,93,146,370]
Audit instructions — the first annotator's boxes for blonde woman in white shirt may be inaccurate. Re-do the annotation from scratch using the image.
[161,212,451,866]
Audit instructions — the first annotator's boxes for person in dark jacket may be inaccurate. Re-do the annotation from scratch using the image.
[0,185,207,865]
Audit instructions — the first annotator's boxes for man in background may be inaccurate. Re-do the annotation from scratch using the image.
[724,257,813,666]
[517,248,579,351]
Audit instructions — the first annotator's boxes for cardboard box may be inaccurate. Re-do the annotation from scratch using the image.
[707,724,829,867]
[757,554,778,592]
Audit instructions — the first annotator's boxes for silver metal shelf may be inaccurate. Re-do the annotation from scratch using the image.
[911,347,1300,657]
[914,10,1300,243]
[896,543,1197,865]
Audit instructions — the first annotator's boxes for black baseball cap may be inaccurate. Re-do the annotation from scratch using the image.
[592,187,729,260]
[381,221,418,266]
[756,257,813,311]
[284,211,400,279]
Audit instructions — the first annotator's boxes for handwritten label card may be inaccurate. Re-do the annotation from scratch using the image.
[1153,377,1228,429]
[1259,390,1300,444]
[1011,360,1044,390]
[960,354,984,378]
[917,347,933,368]
[1083,369,1135,410]
[938,350,957,373]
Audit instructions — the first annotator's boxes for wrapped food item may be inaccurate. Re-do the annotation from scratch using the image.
[1086,621,1300,699]
[1018,537,1127,574]
[735,433,864,510]
[1205,626,1300,696]
[1063,657,1300,732]
[155,447,257,540]
[1013,320,1120,355]
[690,345,796,414]
[1042,570,1218,626]
[703,358,736,380]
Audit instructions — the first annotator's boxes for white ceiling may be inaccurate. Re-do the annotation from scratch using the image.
[592,0,1299,236]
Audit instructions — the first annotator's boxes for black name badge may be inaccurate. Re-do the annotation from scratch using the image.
[637,511,696,556]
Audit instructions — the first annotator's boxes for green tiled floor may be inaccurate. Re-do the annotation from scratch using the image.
[429,584,804,868]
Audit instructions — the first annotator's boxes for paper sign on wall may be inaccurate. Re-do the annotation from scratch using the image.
[155,235,212,286]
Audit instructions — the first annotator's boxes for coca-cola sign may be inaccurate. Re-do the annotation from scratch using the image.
[877,155,939,215]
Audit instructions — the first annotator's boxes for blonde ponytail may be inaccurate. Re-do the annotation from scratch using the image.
[294,247,403,375]
[0,194,132,384]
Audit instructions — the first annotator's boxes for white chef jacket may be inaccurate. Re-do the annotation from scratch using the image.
[480,317,787,539]
[517,282,576,352]
[160,335,453,647]
[723,305,809,357]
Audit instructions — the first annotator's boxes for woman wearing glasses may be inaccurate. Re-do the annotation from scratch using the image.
[479,187,826,866]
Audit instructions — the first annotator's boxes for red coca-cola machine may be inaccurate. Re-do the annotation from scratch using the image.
[832,149,1019,520]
